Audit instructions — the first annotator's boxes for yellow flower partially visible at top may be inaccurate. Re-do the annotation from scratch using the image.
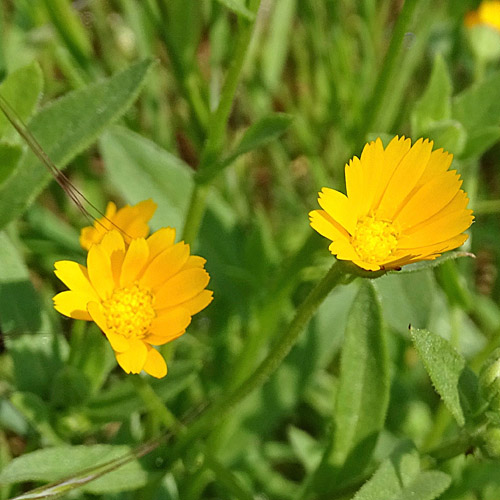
[54,228,213,378]
[80,199,157,250]
[466,1,500,32]
[309,136,474,271]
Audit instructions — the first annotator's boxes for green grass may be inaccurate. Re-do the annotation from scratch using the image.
[1,0,500,499]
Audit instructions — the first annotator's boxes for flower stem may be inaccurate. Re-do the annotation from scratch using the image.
[165,261,349,459]
[361,0,420,137]
[181,1,261,245]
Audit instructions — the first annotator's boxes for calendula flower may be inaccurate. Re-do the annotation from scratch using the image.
[309,136,474,271]
[79,199,157,250]
[466,1,500,32]
[54,228,213,377]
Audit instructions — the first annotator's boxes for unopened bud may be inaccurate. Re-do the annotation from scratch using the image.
[480,349,500,412]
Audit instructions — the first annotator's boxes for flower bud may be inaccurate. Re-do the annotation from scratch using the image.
[480,425,500,459]
[479,348,500,412]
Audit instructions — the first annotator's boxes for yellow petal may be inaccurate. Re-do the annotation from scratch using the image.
[395,170,462,229]
[177,289,214,315]
[376,138,433,220]
[309,210,350,242]
[53,291,92,320]
[370,136,412,210]
[98,230,126,287]
[141,242,190,290]
[181,255,207,271]
[120,238,149,287]
[87,243,115,300]
[54,261,98,300]
[146,331,185,346]
[317,188,357,234]
[143,346,167,378]
[155,268,210,309]
[115,339,148,374]
[87,301,130,353]
[149,307,191,340]
[415,148,453,187]
[147,227,176,261]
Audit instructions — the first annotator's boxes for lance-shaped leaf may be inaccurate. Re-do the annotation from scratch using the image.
[411,327,479,427]
[0,444,149,495]
[310,281,390,494]
[0,62,43,138]
[0,58,154,230]
[196,113,293,183]
[99,126,193,231]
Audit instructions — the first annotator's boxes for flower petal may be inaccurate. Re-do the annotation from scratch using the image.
[120,238,149,287]
[309,210,350,242]
[155,268,210,309]
[395,169,463,229]
[147,227,176,261]
[317,188,357,234]
[141,242,190,290]
[149,307,191,340]
[143,346,167,378]
[53,291,92,320]
[376,138,433,220]
[177,290,214,315]
[54,261,98,299]
[87,301,130,353]
[115,339,148,374]
[87,243,115,300]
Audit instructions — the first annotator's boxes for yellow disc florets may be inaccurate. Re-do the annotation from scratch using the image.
[351,216,400,264]
[103,282,156,339]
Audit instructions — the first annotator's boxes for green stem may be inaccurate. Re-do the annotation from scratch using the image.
[165,261,348,460]
[181,0,261,244]
[181,184,210,246]
[361,0,419,137]
[473,199,500,215]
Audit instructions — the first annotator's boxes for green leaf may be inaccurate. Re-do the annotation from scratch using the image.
[452,70,500,157]
[214,0,256,20]
[460,126,500,159]
[0,231,45,335]
[331,281,389,466]
[0,444,148,494]
[99,125,194,231]
[0,62,43,138]
[0,143,22,185]
[424,119,467,155]
[9,392,62,446]
[0,58,155,230]
[261,0,298,91]
[230,113,293,158]
[412,55,452,135]
[411,327,468,426]
[353,441,451,500]
[196,113,293,183]
[310,282,389,495]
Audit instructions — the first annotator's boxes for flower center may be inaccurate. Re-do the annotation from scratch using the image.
[102,282,156,339]
[351,216,399,264]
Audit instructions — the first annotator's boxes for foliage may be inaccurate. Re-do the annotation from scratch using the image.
[0,1,500,499]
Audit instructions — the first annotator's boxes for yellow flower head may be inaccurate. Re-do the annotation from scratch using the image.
[79,199,157,250]
[466,1,500,32]
[309,136,474,271]
[54,228,213,377]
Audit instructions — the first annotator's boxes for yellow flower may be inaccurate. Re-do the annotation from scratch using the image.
[466,1,500,32]
[309,136,474,271]
[79,199,157,250]
[54,228,213,378]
